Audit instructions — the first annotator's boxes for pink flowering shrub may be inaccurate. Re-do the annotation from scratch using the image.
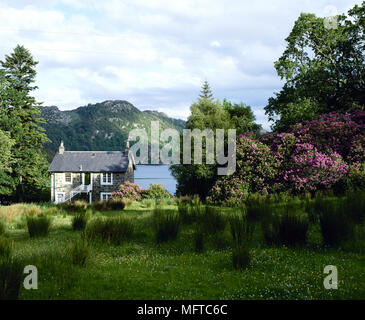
[281,110,364,163]
[112,181,144,201]
[208,110,364,204]
[261,110,364,194]
[207,134,280,205]
[277,143,349,193]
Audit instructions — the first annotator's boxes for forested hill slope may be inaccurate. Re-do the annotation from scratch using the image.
[39,100,185,160]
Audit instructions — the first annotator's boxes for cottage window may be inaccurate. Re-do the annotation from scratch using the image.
[64,172,72,184]
[100,192,112,201]
[101,173,113,185]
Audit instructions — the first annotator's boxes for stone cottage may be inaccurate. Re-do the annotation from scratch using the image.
[48,141,136,203]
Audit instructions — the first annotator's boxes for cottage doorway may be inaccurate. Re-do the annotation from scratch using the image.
[56,192,65,204]
[84,173,91,185]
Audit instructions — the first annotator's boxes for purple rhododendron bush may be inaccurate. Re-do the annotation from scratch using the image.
[208,111,365,204]
[112,181,144,201]
[111,182,171,201]
[207,133,280,205]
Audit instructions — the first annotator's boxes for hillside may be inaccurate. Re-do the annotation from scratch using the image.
[40,100,186,160]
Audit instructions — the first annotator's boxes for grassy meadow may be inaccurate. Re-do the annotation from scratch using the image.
[0,196,364,300]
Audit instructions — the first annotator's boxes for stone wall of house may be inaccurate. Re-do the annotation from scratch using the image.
[91,172,124,202]
[54,172,82,193]
[52,168,135,203]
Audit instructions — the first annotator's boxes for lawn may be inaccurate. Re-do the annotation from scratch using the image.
[1,200,364,300]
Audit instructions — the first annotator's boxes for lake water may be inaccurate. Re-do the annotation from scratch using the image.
[135,165,177,195]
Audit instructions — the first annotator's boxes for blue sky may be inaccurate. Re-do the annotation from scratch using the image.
[0,0,362,129]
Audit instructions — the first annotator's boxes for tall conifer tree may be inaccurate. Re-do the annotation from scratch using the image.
[0,45,49,201]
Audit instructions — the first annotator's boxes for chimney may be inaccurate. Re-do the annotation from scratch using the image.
[59,140,65,154]
[125,140,130,153]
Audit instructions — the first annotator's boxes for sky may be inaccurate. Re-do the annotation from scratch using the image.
[0,0,362,130]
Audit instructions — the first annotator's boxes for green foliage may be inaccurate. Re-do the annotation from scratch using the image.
[0,45,50,201]
[26,215,52,238]
[86,217,134,245]
[265,3,365,131]
[143,184,171,199]
[198,80,214,101]
[1,200,365,299]
[0,128,15,195]
[153,209,180,243]
[171,91,260,199]
[40,100,186,160]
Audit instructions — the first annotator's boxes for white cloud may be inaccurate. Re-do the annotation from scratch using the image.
[0,0,362,127]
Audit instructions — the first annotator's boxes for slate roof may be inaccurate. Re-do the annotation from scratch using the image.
[48,151,135,173]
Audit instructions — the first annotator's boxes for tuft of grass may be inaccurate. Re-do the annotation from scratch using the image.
[143,199,155,208]
[0,257,23,300]
[0,236,13,259]
[0,204,29,222]
[261,203,309,246]
[105,198,126,211]
[245,197,272,223]
[121,198,134,208]
[344,191,365,225]
[26,215,52,238]
[24,205,42,217]
[277,210,309,246]
[318,198,355,246]
[44,207,59,216]
[229,215,251,269]
[86,217,134,245]
[199,206,226,235]
[194,226,204,253]
[232,245,251,270]
[91,201,107,211]
[153,209,180,243]
[63,200,88,212]
[69,236,90,266]
[72,211,90,231]
[0,220,5,235]
[178,203,203,225]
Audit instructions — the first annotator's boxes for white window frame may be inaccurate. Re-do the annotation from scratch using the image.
[55,192,66,204]
[100,173,113,185]
[100,192,112,201]
[64,172,73,185]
